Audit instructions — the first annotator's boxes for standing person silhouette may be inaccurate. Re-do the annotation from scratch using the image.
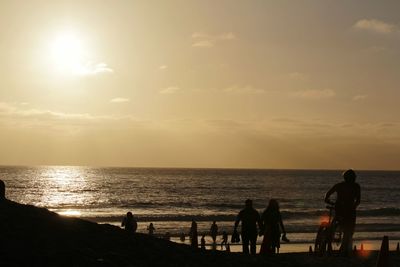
[189,219,198,248]
[325,169,361,256]
[260,199,288,254]
[234,199,262,254]
[147,223,155,236]
[121,212,138,233]
[210,221,218,244]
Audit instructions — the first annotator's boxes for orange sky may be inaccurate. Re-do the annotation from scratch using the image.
[1,1,400,169]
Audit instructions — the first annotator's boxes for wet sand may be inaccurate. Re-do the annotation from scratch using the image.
[1,200,399,267]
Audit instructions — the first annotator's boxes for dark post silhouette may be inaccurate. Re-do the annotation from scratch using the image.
[376,236,389,267]
[234,199,262,254]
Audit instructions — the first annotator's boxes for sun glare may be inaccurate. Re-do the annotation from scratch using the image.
[49,32,87,75]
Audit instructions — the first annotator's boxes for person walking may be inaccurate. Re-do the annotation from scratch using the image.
[234,199,262,254]
[189,219,198,248]
[260,199,287,254]
[210,221,218,244]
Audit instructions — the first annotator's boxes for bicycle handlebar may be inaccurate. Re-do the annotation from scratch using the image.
[326,205,335,210]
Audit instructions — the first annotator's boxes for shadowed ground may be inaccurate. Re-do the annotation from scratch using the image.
[0,200,399,267]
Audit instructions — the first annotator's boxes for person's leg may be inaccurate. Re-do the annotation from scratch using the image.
[250,234,257,255]
[340,217,355,256]
[242,234,250,254]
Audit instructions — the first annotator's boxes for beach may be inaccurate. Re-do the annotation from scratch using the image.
[1,199,400,267]
[1,166,400,248]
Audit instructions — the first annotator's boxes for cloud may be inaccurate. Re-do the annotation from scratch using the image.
[223,85,266,95]
[78,62,113,76]
[0,102,109,122]
[110,98,130,103]
[288,72,308,81]
[353,19,396,34]
[353,94,368,101]
[192,40,215,48]
[159,86,181,94]
[191,32,236,48]
[290,89,336,99]
[218,32,236,40]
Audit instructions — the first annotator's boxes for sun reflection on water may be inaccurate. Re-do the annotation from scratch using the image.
[59,210,82,216]
[37,166,91,215]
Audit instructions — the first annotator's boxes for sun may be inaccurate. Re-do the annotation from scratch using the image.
[49,32,87,75]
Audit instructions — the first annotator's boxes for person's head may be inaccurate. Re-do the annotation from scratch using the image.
[150,223,153,226]
[245,199,253,208]
[213,220,216,224]
[0,180,5,200]
[267,199,279,211]
[127,211,133,218]
[343,169,356,183]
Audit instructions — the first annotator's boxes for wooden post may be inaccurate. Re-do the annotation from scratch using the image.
[376,236,389,267]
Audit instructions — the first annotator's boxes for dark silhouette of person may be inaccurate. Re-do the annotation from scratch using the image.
[147,223,155,235]
[179,232,185,242]
[200,234,206,250]
[189,219,198,248]
[325,169,361,256]
[221,231,228,249]
[210,221,218,243]
[234,199,262,254]
[0,180,5,201]
[121,212,138,233]
[260,199,287,254]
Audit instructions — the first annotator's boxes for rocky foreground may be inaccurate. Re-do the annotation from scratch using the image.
[0,200,399,267]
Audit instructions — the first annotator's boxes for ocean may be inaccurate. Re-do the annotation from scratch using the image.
[1,166,399,251]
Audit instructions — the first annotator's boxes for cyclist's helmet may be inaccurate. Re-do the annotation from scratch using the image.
[343,169,356,183]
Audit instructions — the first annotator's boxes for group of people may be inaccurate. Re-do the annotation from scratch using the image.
[231,169,360,256]
[234,198,287,255]
[120,169,361,257]
[121,212,156,237]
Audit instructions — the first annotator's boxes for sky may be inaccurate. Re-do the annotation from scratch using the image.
[1,0,400,170]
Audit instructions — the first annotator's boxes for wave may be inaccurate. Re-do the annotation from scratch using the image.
[57,207,400,222]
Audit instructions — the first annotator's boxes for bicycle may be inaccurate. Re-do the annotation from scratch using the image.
[314,204,342,256]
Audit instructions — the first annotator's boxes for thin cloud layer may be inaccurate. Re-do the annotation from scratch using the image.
[223,85,265,95]
[110,98,130,103]
[353,95,368,101]
[159,86,181,94]
[353,19,396,34]
[191,32,236,48]
[78,62,113,76]
[290,89,336,99]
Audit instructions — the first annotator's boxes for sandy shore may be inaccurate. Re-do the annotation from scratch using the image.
[1,200,399,267]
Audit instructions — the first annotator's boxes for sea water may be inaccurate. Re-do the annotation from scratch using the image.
[1,166,399,251]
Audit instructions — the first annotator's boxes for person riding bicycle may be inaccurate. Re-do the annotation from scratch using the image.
[324,169,361,256]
